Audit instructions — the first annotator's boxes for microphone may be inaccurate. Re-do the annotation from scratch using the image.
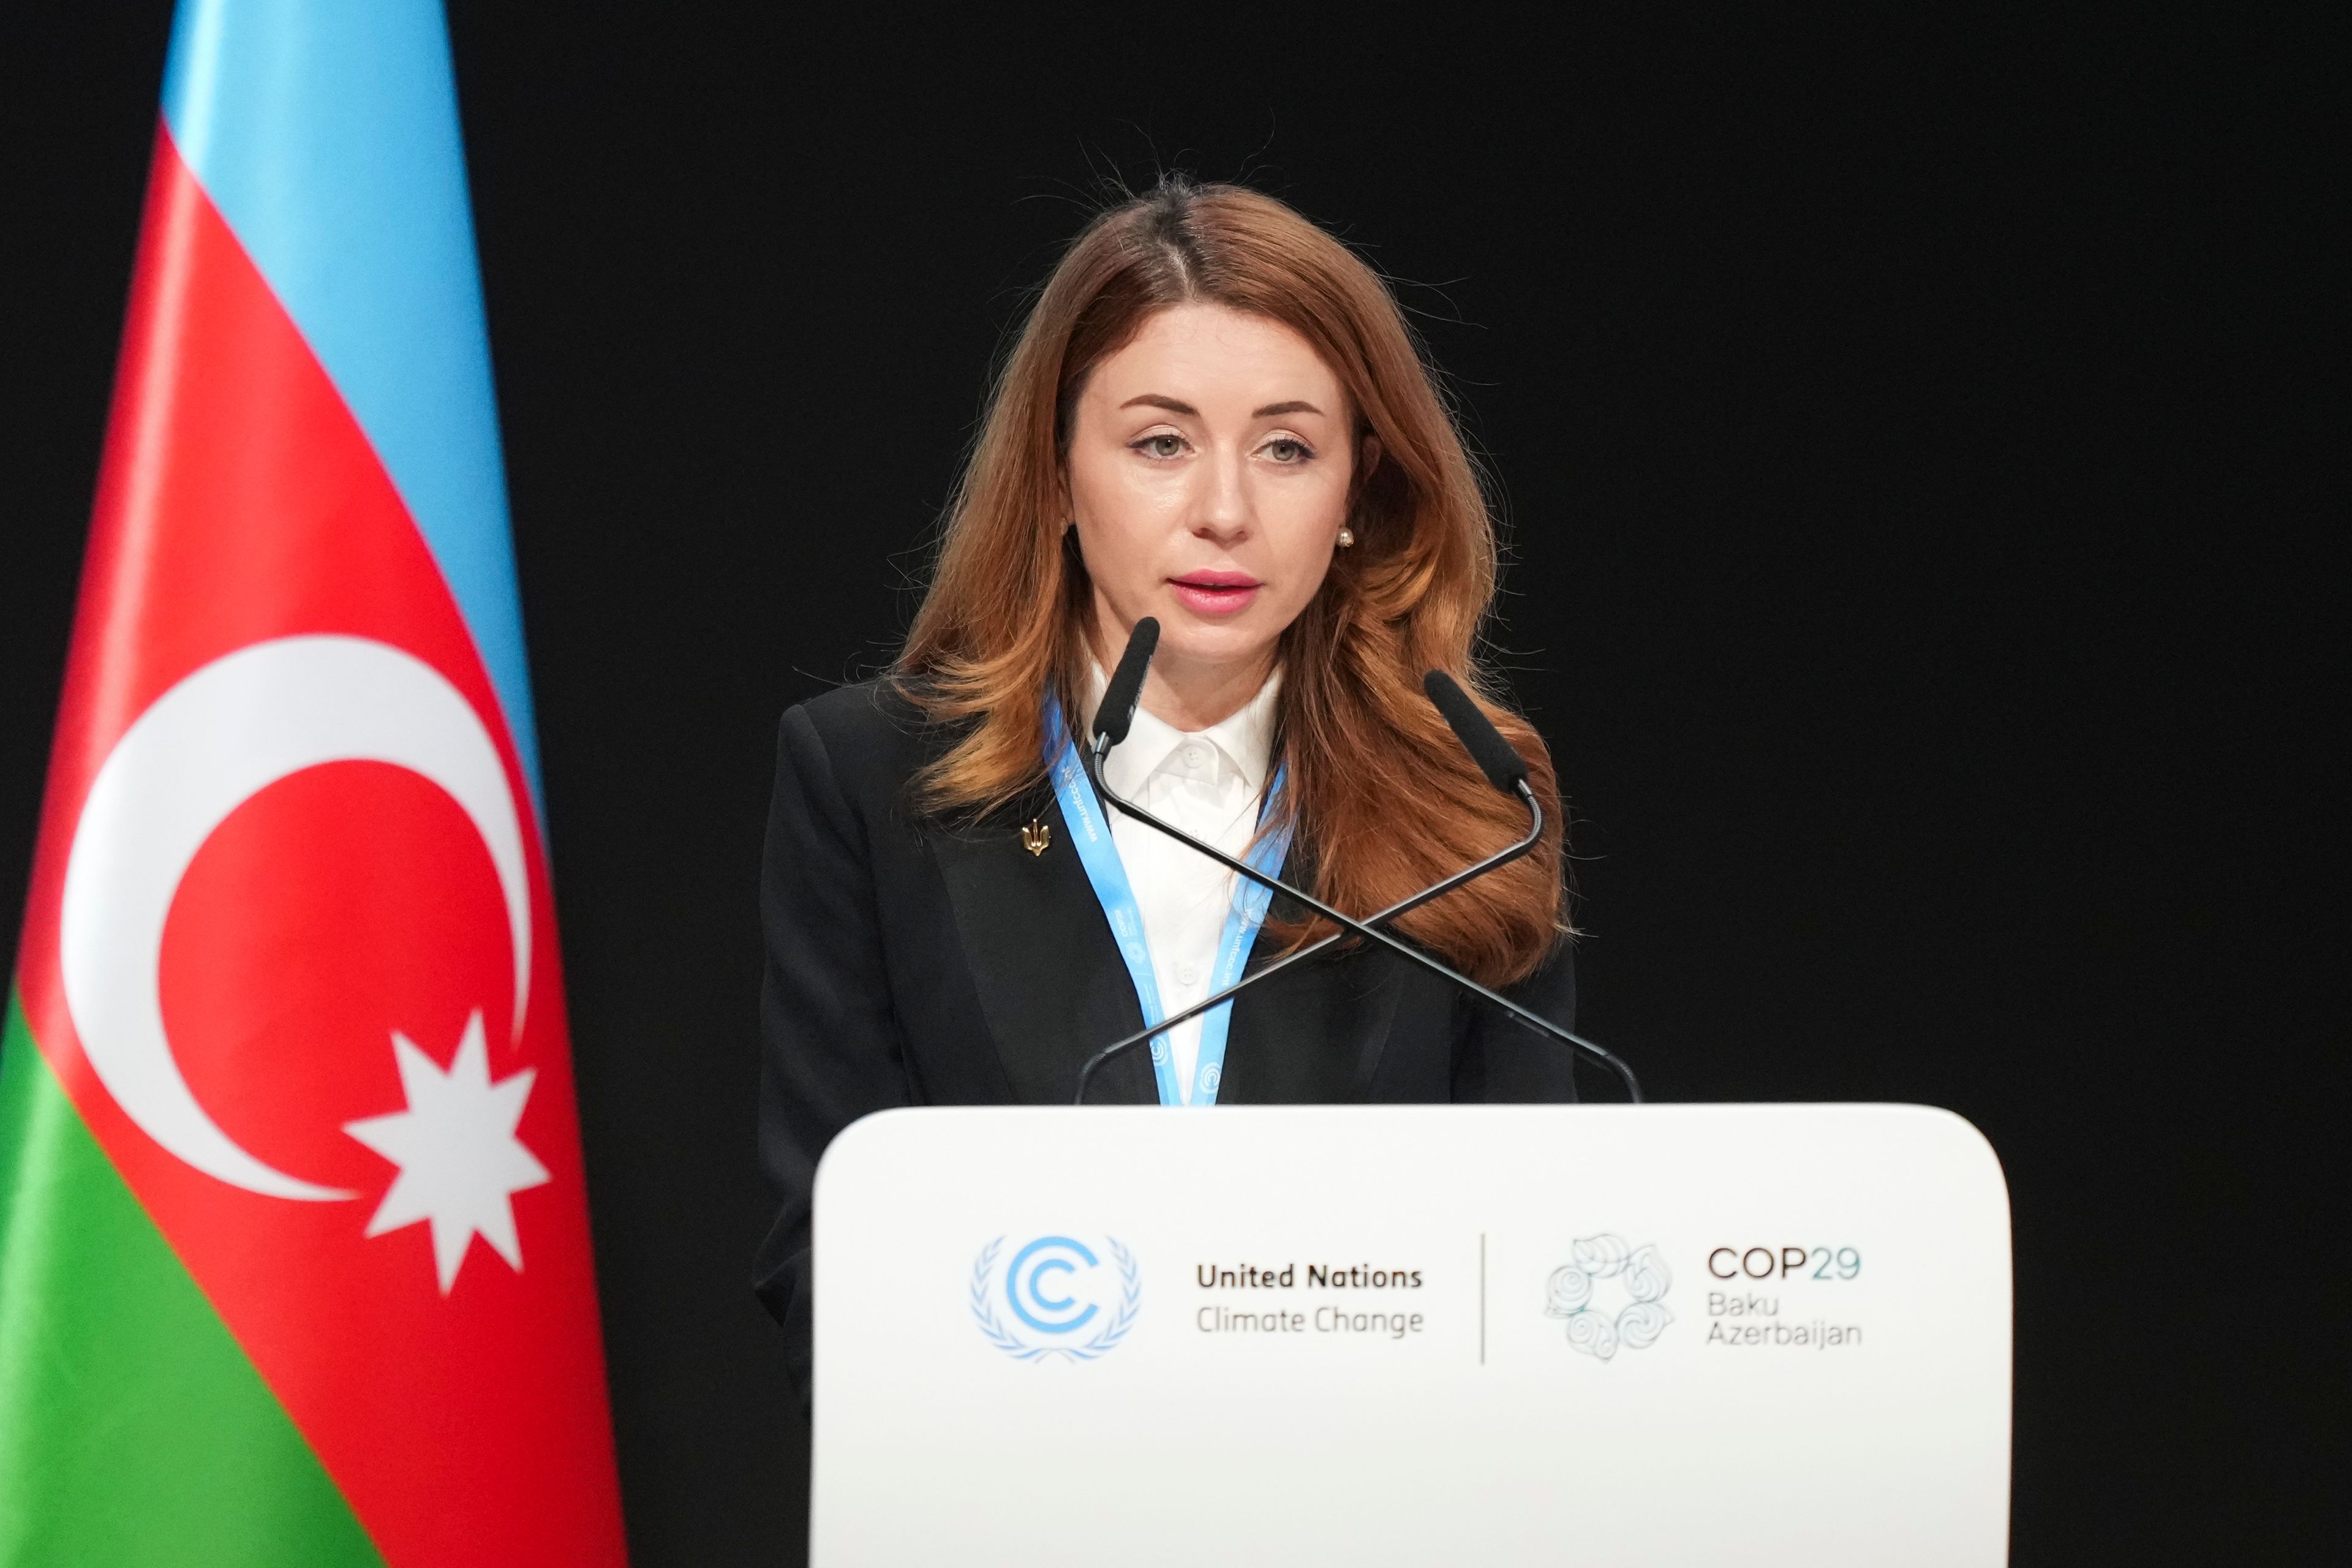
[1091,616,1159,749]
[1423,669,1528,793]
[1072,628,1642,1104]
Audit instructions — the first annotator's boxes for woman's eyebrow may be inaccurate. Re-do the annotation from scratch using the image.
[1115,394,1327,419]
[1120,394,1199,415]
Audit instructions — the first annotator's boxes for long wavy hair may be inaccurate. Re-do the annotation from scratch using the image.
[895,178,1568,986]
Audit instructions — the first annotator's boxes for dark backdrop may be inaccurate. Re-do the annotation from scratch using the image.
[2,8,2332,1564]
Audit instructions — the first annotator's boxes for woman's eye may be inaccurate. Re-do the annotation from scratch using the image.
[1263,438,1311,464]
[1136,434,1187,459]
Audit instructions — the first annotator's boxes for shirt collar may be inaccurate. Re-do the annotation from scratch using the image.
[1087,663,1282,799]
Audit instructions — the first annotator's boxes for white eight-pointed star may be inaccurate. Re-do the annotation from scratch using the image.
[344,1011,549,1293]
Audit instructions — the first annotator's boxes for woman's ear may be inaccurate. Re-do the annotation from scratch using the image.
[1349,434,1384,508]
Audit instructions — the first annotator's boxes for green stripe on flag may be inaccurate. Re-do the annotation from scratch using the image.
[0,989,384,1567]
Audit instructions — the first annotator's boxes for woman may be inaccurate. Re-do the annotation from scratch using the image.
[754,178,1577,1398]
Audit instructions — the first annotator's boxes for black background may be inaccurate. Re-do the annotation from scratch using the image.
[2,7,2334,1564]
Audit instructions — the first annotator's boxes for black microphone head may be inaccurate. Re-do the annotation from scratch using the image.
[1423,670,1529,794]
[1093,618,1161,748]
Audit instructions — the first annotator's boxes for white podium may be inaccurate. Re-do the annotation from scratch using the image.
[810,1105,2010,1566]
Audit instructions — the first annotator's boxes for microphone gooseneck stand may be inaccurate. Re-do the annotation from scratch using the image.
[1071,691,1644,1106]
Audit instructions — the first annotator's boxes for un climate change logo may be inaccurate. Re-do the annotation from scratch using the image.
[1546,1233,1672,1361]
[971,1235,1140,1361]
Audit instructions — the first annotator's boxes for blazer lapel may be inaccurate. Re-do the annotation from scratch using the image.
[1217,928,1405,1104]
[1215,848,1405,1104]
[930,801,1408,1106]
[929,791,1159,1105]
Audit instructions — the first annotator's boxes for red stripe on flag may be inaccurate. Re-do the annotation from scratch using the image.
[12,125,625,1567]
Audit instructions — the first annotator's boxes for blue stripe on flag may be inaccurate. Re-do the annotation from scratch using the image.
[160,0,543,807]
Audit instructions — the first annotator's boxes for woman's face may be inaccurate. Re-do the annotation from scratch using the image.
[1065,302,1362,717]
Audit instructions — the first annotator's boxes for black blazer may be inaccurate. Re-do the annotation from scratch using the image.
[752,679,1578,1404]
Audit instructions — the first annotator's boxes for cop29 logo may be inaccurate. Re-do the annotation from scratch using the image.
[1546,1233,1672,1361]
[971,1235,1141,1361]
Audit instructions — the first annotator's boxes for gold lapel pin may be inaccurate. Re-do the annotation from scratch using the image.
[1020,820,1051,857]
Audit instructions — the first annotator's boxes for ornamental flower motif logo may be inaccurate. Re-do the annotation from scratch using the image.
[1545,1234,1672,1360]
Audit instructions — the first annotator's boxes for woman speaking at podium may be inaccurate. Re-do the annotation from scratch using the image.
[755,178,1577,1391]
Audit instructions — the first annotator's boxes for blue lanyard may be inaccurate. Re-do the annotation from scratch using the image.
[1046,701,1291,1106]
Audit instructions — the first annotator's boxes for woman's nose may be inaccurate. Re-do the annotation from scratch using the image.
[1189,446,1251,541]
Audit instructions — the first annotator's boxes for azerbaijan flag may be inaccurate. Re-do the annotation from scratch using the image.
[0,3,627,1562]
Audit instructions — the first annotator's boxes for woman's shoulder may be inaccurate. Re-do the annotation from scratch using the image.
[783,676,946,778]
[779,677,1052,837]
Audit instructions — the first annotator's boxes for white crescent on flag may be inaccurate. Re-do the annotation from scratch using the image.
[57,635,531,1201]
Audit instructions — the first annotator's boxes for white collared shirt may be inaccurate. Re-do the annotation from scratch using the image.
[1089,665,1281,1101]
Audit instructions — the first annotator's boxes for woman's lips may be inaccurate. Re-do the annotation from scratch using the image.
[1168,572,1262,616]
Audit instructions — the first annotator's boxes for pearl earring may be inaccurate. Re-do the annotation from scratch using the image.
[1337,527,1356,548]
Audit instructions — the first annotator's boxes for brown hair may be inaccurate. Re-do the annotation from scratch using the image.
[895,178,1567,986]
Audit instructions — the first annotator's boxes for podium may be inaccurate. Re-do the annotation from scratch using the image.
[810,1105,2010,1566]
